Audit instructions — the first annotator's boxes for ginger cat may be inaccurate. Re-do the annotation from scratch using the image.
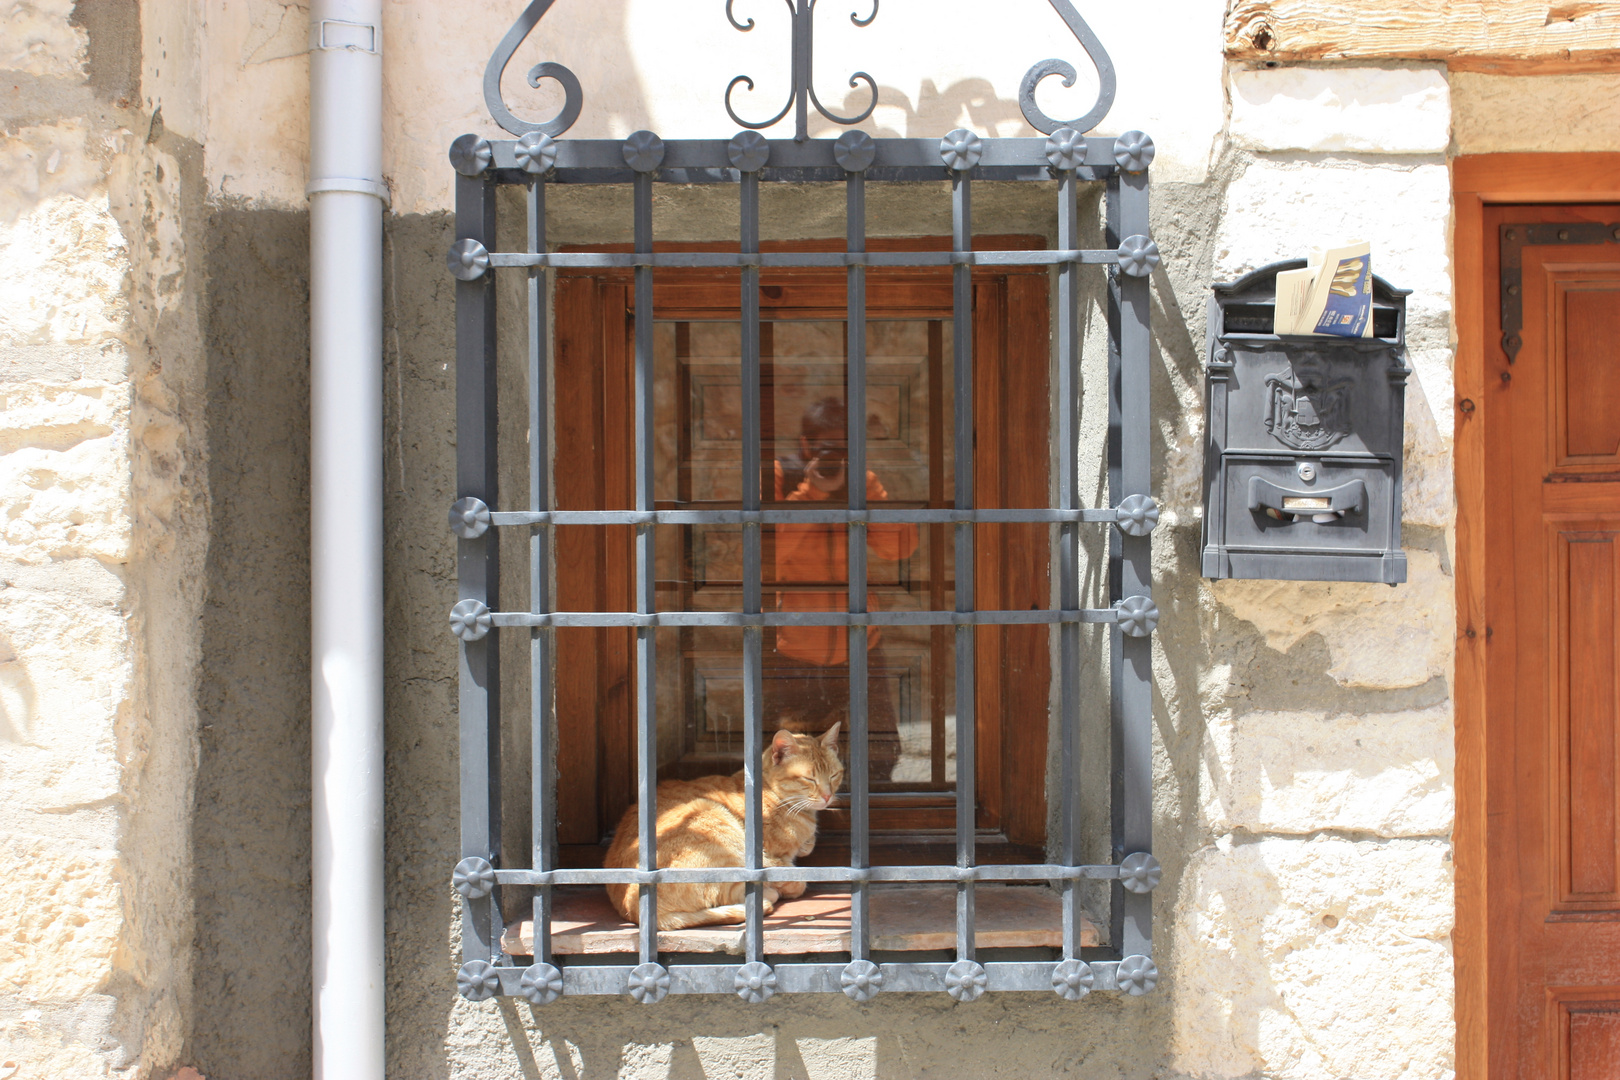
[604,724,844,930]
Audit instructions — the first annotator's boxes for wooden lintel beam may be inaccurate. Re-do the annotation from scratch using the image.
[1226,0,1620,72]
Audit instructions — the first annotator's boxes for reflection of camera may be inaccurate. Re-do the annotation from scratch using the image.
[805,454,847,493]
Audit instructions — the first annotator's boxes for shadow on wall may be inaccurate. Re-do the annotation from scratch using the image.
[190,208,313,1080]
[807,79,1039,139]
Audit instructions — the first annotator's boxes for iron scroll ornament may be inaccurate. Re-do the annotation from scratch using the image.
[481,0,1117,140]
[483,0,584,137]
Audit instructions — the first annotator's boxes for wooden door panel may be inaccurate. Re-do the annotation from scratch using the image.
[1551,271,1620,466]
[1552,527,1620,910]
[1548,988,1620,1080]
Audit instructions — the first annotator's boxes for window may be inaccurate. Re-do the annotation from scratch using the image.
[550,240,1051,869]
[445,0,1159,1006]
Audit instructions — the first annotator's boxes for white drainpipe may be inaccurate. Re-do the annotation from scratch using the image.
[307,2,386,1078]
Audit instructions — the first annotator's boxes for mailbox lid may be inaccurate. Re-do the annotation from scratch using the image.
[1219,340,1405,457]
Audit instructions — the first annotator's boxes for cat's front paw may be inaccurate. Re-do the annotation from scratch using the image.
[796,838,816,858]
[763,886,780,914]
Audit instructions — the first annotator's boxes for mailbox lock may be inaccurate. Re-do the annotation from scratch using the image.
[1295,462,1316,483]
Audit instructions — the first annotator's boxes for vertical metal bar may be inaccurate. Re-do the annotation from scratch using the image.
[527,178,555,966]
[1110,164,1154,961]
[792,0,810,142]
[845,169,871,961]
[951,170,976,963]
[1055,167,1084,960]
[740,166,766,965]
[633,170,659,962]
[456,172,502,964]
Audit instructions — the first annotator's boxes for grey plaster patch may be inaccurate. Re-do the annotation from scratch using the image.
[71,0,142,105]
[190,206,313,1080]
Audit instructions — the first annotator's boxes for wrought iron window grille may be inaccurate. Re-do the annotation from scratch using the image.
[447,0,1160,1003]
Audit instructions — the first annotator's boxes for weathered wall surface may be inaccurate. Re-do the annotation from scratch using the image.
[1,0,209,1076]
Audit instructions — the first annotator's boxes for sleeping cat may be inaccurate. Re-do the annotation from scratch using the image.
[604,724,844,930]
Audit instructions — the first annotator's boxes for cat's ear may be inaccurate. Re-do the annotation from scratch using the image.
[819,722,842,748]
[770,727,797,764]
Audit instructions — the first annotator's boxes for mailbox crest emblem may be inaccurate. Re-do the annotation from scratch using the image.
[1263,356,1353,451]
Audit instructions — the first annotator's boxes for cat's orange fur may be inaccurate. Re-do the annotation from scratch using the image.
[604,725,844,930]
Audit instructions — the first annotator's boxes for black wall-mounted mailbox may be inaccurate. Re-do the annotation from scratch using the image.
[1201,260,1410,584]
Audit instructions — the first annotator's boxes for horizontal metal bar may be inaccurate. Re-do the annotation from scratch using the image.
[511,164,1112,185]
[488,508,1122,526]
[489,135,1122,175]
[485,249,1117,270]
[488,608,1118,629]
[489,961,1128,997]
[491,863,1124,885]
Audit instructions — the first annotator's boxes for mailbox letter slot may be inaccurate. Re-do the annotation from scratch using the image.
[1248,477,1365,524]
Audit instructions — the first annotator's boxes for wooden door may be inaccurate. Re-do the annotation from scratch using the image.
[1485,204,1620,1079]
[550,238,1050,868]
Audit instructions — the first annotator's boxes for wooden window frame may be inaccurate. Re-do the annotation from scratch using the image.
[550,235,1052,869]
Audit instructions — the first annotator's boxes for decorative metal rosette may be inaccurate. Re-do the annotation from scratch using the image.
[627,962,670,1004]
[449,598,493,642]
[944,959,987,1002]
[449,134,494,177]
[1116,235,1161,278]
[1051,958,1095,1001]
[452,855,496,899]
[734,961,777,1003]
[1118,851,1162,894]
[840,959,883,1002]
[727,131,770,173]
[515,132,559,175]
[1115,494,1159,537]
[457,960,501,1002]
[622,130,665,173]
[1116,954,1159,996]
[520,963,564,1005]
[939,128,983,172]
[449,496,491,539]
[1044,127,1087,171]
[1114,595,1159,638]
[447,239,490,281]
[833,130,877,173]
[1113,130,1155,173]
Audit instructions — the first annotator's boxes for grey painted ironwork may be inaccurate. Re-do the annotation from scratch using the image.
[1498,221,1620,363]
[735,961,778,1003]
[1201,260,1411,584]
[1051,958,1094,1000]
[450,0,1158,1001]
[453,855,496,899]
[520,963,563,1004]
[841,959,882,1001]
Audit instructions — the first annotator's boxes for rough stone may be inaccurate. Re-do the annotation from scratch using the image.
[1452,71,1620,154]
[1201,704,1454,836]
[3,0,87,79]
[0,833,122,1002]
[1229,66,1450,154]
[1212,547,1452,690]
[1172,836,1454,1080]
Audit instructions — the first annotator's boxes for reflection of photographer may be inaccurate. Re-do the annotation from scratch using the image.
[770,398,918,782]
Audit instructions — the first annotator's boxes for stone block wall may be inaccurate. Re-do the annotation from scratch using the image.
[1,1,207,1075]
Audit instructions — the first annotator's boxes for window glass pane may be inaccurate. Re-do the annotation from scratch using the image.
[651,317,957,790]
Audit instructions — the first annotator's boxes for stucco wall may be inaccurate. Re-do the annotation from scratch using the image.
[33,0,1620,1077]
